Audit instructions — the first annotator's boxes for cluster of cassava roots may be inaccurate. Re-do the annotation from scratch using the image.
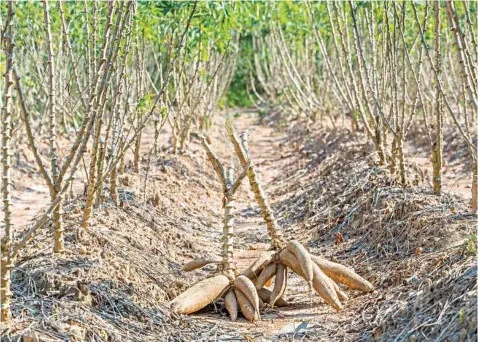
[169,119,374,322]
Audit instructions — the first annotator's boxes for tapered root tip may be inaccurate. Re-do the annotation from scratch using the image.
[170,301,180,313]
[333,302,343,311]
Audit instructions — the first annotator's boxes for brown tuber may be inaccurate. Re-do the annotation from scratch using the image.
[311,263,343,311]
[170,274,229,314]
[286,240,314,289]
[234,275,261,318]
[279,249,342,310]
[270,264,287,307]
[310,255,374,293]
[182,258,221,272]
[235,289,260,322]
[224,289,238,321]
[258,288,288,307]
[255,263,277,290]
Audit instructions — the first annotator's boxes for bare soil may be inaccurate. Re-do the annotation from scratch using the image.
[1,111,476,341]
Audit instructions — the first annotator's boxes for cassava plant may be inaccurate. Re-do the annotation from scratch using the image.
[169,135,263,322]
[226,119,374,311]
[13,1,140,244]
[1,0,14,322]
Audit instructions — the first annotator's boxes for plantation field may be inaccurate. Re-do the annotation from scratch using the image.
[1,1,477,341]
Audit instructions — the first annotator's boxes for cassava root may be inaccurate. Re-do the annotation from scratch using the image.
[235,289,260,322]
[234,275,261,318]
[182,258,221,272]
[269,263,287,307]
[278,249,342,310]
[286,240,314,289]
[255,263,277,290]
[224,290,238,321]
[170,274,230,315]
[310,254,374,293]
[257,288,288,307]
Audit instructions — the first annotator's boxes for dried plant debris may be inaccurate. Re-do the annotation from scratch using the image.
[1,152,237,340]
[372,262,477,341]
[260,121,477,341]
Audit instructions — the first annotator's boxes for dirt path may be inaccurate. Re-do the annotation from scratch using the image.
[186,114,358,340]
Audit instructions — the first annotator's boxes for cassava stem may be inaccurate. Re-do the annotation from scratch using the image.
[199,135,249,276]
[225,118,285,249]
[170,135,254,319]
[1,1,15,322]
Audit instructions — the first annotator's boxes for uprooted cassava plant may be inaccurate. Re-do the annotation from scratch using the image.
[225,118,374,311]
[169,135,262,322]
